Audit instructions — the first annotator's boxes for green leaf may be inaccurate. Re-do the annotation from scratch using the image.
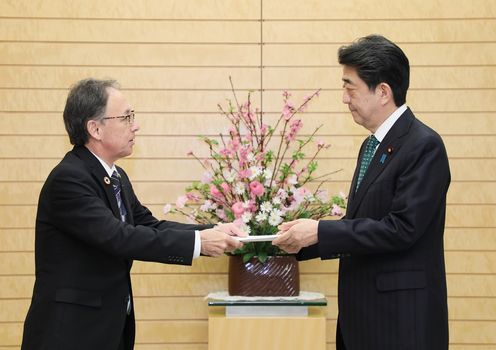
[257,251,268,263]
[243,252,256,263]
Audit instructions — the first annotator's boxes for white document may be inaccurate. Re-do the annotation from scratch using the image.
[235,234,278,243]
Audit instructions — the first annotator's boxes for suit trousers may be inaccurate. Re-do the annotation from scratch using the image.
[336,320,347,350]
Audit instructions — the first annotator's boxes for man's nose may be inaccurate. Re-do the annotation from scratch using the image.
[131,120,140,132]
[342,90,350,104]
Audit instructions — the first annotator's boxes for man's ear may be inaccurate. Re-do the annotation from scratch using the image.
[378,82,393,106]
[86,119,102,140]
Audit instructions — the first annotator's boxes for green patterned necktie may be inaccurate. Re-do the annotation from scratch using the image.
[356,135,380,191]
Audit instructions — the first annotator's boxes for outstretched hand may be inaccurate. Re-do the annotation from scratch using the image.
[272,218,319,254]
[200,227,244,257]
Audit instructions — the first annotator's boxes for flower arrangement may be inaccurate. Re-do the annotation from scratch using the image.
[165,81,346,263]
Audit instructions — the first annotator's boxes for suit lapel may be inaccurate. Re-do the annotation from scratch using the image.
[347,109,415,218]
[72,146,121,220]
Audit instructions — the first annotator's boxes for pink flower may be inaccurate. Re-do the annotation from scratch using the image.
[292,187,309,204]
[216,209,226,220]
[316,189,329,202]
[331,204,343,216]
[231,202,245,218]
[220,182,230,193]
[260,123,269,135]
[176,195,188,209]
[186,192,200,202]
[317,140,326,149]
[238,168,252,179]
[283,101,295,120]
[249,181,265,197]
[210,185,222,198]
[201,171,213,184]
[186,150,194,156]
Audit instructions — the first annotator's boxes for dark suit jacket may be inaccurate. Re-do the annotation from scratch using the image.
[22,146,209,350]
[299,108,450,349]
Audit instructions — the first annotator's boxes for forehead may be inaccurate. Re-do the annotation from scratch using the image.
[106,87,130,112]
[342,66,363,86]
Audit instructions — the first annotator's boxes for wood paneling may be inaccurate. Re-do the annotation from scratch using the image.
[263,0,496,19]
[0,0,261,19]
[1,134,495,159]
[1,158,495,182]
[263,19,496,43]
[1,0,494,348]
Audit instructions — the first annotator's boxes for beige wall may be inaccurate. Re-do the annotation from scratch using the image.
[1,1,495,348]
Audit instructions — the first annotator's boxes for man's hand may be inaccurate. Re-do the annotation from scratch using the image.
[272,218,319,254]
[214,222,248,238]
[200,228,244,257]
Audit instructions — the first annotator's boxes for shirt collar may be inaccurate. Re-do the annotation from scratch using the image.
[373,104,407,143]
[86,147,117,178]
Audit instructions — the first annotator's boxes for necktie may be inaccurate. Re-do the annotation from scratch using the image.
[111,170,127,222]
[110,170,131,315]
[356,135,380,191]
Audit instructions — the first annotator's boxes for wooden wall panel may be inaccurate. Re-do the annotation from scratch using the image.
[1,0,494,348]
[0,67,261,89]
[2,134,495,159]
[0,0,261,20]
[263,0,496,19]
[2,112,495,136]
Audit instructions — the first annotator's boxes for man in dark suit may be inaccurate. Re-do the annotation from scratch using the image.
[21,78,245,350]
[273,35,450,349]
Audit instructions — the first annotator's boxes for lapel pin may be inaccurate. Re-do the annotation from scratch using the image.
[387,147,394,154]
[380,153,387,164]
[104,176,111,185]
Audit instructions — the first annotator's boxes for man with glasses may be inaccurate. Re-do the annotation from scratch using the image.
[21,78,245,350]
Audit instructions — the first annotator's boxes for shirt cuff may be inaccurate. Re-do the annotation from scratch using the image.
[193,230,201,259]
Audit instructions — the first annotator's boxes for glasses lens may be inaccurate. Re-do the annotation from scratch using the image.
[128,112,135,124]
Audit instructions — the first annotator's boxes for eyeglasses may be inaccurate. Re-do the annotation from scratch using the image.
[102,111,135,124]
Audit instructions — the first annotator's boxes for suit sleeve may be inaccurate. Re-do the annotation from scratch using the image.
[119,169,213,232]
[44,165,197,265]
[316,133,450,258]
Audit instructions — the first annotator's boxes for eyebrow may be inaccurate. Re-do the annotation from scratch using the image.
[342,78,354,85]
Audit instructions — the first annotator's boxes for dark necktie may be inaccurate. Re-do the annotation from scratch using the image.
[111,170,131,315]
[356,135,380,191]
[111,170,127,222]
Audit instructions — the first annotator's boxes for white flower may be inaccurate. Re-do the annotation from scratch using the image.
[268,213,283,226]
[242,225,251,235]
[162,204,172,215]
[243,200,251,209]
[272,197,282,205]
[247,152,255,162]
[249,166,262,180]
[200,200,215,212]
[305,193,316,202]
[287,174,298,185]
[234,182,245,195]
[255,212,267,222]
[260,201,272,213]
[223,169,237,183]
[241,212,253,223]
[271,208,284,218]
[263,168,273,180]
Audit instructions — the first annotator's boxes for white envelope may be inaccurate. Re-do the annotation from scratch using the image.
[235,234,278,243]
